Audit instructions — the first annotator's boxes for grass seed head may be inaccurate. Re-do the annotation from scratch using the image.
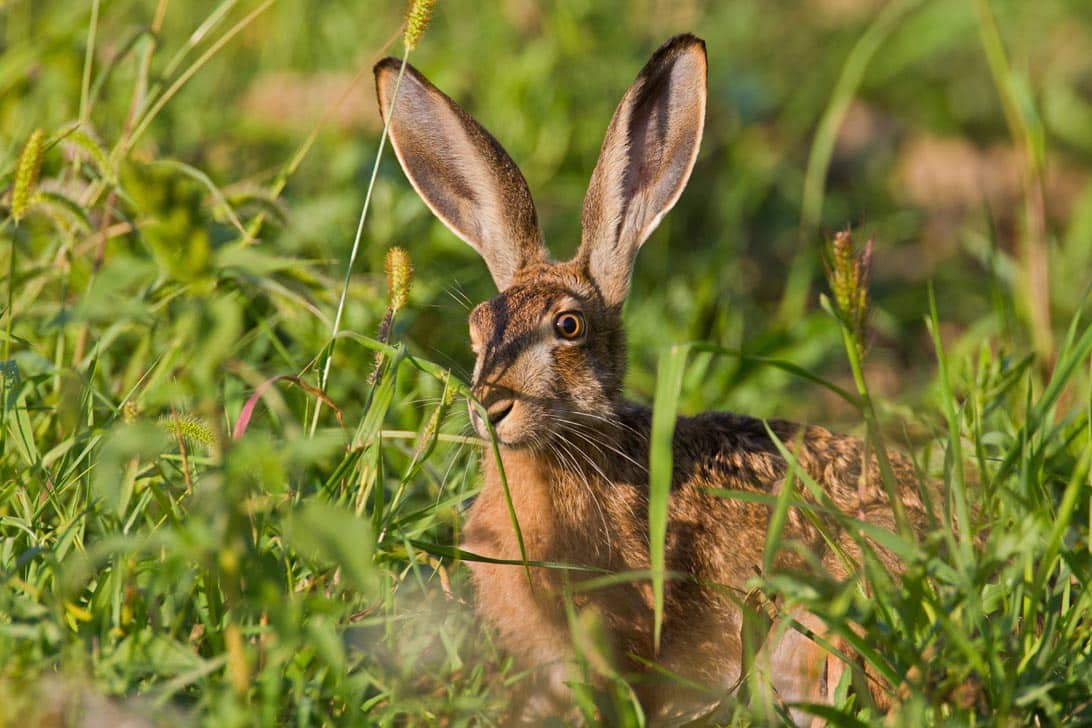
[825,229,873,356]
[12,129,44,223]
[403,0,436,51]
[161,412,216,450]
[385,246,414,312]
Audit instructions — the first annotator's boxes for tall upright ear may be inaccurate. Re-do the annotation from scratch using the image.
[374,58,546,290]
[576,34,706,307]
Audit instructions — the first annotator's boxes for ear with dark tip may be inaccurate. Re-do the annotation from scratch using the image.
[374,58,547,290]
[576,34,707,308]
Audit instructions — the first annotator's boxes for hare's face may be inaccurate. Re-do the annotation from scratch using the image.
[467,264,625,449]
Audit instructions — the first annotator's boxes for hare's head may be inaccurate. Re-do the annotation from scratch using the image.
[375,35,706,449]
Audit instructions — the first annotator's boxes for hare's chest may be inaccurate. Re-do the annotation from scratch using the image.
[461,457,575,666]
[461,454,559,562]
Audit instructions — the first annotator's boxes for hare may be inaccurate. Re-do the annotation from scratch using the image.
[374,34,930,725]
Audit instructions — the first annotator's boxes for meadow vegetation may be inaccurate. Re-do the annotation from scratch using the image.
[1,0,1091,725]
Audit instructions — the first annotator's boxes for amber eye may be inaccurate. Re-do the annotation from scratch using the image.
[554,311,586,340]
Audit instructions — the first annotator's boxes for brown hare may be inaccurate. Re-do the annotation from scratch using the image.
[375,34,929,725]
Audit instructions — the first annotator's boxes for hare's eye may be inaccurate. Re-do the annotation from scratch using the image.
[554,311,586,340]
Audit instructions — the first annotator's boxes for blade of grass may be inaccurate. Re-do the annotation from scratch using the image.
[77,0,100,129]
[649,342,691,653]
[149,159,250,241]
[160,0,240,80]
[995,303,1092,483]
[763,443,800,576]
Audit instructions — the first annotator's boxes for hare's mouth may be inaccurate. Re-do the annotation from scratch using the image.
[468,398,551,449]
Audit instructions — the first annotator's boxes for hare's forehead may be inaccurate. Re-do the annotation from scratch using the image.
[469,283,586,334]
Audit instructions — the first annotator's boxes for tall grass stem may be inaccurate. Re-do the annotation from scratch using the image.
[310,48,410,436]
[784,0,920,323]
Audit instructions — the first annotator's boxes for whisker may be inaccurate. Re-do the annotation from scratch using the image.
[548,436,613,559]
[569,409,649,444]
[444,281,474,311]
[547,413,647,473]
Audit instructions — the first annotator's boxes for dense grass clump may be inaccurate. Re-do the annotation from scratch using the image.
[2,1,1091,725]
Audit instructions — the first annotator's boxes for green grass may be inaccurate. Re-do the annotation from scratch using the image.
[2,0,1092,725]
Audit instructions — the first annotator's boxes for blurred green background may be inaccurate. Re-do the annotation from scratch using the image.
[7,0,1090,425]
[3,0,1092,724]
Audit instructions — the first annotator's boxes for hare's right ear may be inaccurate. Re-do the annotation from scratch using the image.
[576,34,706,308]
[374,59,546,291]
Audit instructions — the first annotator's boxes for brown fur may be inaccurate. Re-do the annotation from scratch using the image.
[374,34,929,725]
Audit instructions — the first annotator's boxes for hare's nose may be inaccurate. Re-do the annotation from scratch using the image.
[486,399,514,427]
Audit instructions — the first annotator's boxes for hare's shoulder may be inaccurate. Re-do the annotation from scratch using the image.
[670,409,922,517]
[670,411,804,494]
[614,403,805,492]
[617,403,910,499]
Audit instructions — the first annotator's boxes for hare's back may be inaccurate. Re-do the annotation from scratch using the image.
[670,410,920,511]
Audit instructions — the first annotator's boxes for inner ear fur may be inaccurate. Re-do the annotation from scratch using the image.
[576,34,707,308]
[374,58,546,290]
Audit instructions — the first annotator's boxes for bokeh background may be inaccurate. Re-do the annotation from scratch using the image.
[8,0,1091,426]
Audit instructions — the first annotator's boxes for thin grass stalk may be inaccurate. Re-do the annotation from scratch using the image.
[160,0,239,81]
[926,284,974,562]
[762,433,803,577]
[839,324,912,540]
[309,47,411,437]
[169,406,196,495]
[824,230,913,539]
[481,402,534,591]
[4,234,14,367]
[78,0,100,128]
[6,128,45,366]
[783,0,920,323]
[75,2,174,365]
[972,0,1052,367]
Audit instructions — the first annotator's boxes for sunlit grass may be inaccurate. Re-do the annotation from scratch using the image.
[2,0,1091,725]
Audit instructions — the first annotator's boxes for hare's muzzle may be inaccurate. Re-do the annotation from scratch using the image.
[486,400,513,427]
[468,396,515,441]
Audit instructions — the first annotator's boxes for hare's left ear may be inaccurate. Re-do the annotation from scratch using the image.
[576,34,707,308]
[374,58,546,291]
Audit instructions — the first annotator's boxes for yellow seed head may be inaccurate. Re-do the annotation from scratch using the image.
[403,0,436,51]
[161,413,216,449]
[413,373,454,460]
[12,129,44,223]
[385,246,414,311]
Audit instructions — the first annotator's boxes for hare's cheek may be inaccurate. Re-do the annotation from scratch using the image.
[553,346,595,392]
[513,342,554,390]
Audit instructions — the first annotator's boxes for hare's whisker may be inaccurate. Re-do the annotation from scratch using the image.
[549,437,613,558]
